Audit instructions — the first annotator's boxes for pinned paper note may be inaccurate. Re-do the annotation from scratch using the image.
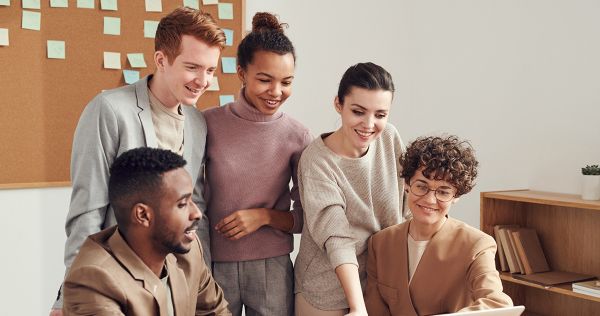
[144,20,159,38]
[22,0,40,9]
[219,95,234,106]
[0,0,10,6]
[100,0,118,11]
[145,0,162,12]
[22,10,41,31]
[218,3,233,20]
[183,0,199,9]
[123,70,140,84]
[50,0,68,7]
[127,53,147,68]
[47,40,65,59]
[207,76,220,91]
[223,29,233,46]
[221,57,236,74]
[104,52,121,69]
[203,0,218,4]
[104,17,120,35]
[77,0,94,9]
[0,28,9,46]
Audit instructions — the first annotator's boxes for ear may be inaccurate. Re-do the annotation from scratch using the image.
[237,65,246,85]
[334,96,342,114]
[132,203,153,228]
[154,51,167,71]
[452,197,460,204]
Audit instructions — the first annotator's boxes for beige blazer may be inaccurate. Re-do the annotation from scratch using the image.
[63,226,230,316]
[365,218,512,316]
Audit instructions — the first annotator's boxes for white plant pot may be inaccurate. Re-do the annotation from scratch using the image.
[582,175,600,200]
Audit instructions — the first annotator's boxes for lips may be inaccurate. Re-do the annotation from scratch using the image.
[184,223,199,241]
[355,129,375,139]
[261,98,281,108]
[185,85,201,94]
[418,204,438,214]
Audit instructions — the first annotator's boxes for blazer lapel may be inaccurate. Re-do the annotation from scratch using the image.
[398,222,419,315]
[166,254,190,315]
[182,108,193,167]
[135,75,158,148]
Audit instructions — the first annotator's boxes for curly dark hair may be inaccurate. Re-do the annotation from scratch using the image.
[108,147,187,232]
[400,135,479,196]
[237,12,295,70]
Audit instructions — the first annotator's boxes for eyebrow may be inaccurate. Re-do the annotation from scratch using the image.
[256,72,294,80]
[177,193,193,201]
[350,104,388,112]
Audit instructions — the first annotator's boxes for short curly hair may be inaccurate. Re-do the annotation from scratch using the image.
[400,135,479,196]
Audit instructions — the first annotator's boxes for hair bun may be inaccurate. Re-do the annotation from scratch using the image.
[252,12,286,33]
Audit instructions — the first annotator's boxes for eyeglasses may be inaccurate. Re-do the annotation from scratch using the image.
[408,180,456,202]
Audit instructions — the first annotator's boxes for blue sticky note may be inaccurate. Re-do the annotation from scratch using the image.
[22,10,41,31]
[0,0,10,6]
[101,0,118,11]
[22,0,40,9]
[123,70,140,84]
[219,95,234,106]
[0,28,9,46]
[203,0,217,4]
[221,57,236,74]
[104,17,120,35]
[50,0,68,7]
[104,51,121,69]
[223,28,233,46]
[218,3,233,20]
[183,0,199,9]
[47,40,66,59]
[144,20,159,38]
[145,0,162,12]
[77,0,94,8]
[127,53,147,68]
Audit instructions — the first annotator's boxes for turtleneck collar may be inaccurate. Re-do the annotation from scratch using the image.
[230,88,283,122]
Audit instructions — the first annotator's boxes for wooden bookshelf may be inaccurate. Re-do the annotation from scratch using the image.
[481,190,600,315]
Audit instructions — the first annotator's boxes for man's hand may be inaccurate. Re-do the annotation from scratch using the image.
[49,308,62,316]
[214,208,269,240]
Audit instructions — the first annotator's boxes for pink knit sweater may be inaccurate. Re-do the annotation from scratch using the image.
[202,91,312,262]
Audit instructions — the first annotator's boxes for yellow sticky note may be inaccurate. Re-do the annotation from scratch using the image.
[50,0,68,7]
[22,0,40,9]
[0,0,10,6]
[104,52,121,69]
[207,76,220,91]
[101,0,117,10]
[77,0,94,9]
[104,17,120,36]
[22,10,41,31]
[145,0,162,12]
[0,28,9,46]
[203,0,218,4]
[47,40,66,59]
[127,53,147,68]
[144,20,159,38]
[218,3,233,20]
[183,0,199,9]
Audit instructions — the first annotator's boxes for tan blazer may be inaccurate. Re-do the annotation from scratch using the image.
[365,218,512,316]
[63,226,230,316]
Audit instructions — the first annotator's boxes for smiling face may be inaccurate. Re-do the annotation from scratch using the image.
[153,35,221,108]
[238,50,295,115]
[150,168,202,255]
[407,168,458,229]
[335,87,392,157]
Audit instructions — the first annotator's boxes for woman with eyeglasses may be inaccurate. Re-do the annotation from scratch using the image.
[365,135,513,315]
[294,62,408,316]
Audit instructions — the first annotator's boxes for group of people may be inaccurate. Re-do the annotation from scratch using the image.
[50,7,513,316]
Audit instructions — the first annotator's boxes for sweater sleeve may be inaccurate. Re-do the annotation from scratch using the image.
[289,130,313,234]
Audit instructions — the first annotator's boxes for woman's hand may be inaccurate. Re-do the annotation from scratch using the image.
[215,208,269,240]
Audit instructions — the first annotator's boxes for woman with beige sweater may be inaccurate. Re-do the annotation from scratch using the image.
[294,62,407,316]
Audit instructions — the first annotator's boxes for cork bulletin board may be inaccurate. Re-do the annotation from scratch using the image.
[0,0,244,188]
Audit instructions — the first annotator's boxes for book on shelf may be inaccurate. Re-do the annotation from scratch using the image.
[493,224,518,272]
[573,287,600,298]
[513,271,595,286]
[497,226,521,273]
[572,280,600,295]
[507,228,526,274]
[511,228,550,275]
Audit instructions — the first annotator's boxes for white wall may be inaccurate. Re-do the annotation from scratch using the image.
[2,1,599,314]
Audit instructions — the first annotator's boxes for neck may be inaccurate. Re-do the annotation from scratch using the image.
[124,231,167,277]
[325,129,366,158]
[409,217,447,241]
[149,74,180,113]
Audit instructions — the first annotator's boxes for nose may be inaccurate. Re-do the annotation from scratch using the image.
[364,114,375,128]
[189,201,202,221]
[422,189,437,203]
[269,83,282,98]
[195,71,210,90]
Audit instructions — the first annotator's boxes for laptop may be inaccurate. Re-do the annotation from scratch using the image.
[434,306,525,316]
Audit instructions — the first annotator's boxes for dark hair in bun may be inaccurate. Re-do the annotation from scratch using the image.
[237,12,295,70]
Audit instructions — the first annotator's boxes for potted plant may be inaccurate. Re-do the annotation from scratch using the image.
[581,164,600,200]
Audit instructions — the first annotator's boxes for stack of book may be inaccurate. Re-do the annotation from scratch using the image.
[493,225,595,286]
[572,280,600,298]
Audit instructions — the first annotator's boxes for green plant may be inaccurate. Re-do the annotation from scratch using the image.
[582,165,600,175]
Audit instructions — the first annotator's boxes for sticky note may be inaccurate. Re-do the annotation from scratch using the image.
[0,0,10,6]
[104,52,121,69]
[77,0,94,9]
[104,17,120,35]
[22,10,41,31]
[144,20,159,38]
[221,57,236,74]
[127,53,147,68]
[100,0,117,11]
[223,28,233,46]
[218,3,233,20]
[219,95,234,106]
[22,0,40,9]
[203,0,218,4]
[145,0,161,12]
[123,70,140,84]
[47,40,65,59]
[207,76,220,91]
[0,28,9,46]
[183,0,199,9]
[50,0,68,7]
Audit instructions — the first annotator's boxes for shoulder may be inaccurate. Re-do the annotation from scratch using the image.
[202,104,227,123]
[371,222,407,245]
[446,218,495,251]
[182,105,207,128]
[299,137,336,174]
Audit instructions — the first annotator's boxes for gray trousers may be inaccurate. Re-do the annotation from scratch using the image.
[213,254,294,316]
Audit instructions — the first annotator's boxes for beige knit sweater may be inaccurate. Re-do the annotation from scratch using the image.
[294,123,407,310]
